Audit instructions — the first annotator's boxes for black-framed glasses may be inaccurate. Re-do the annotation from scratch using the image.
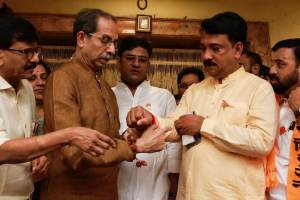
[87,33,118,50]
[179,82,195,89]
[5,47,43,60]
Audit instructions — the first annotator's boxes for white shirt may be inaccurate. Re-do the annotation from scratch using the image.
[0,76,35,200]
[113,81,181,200]
[269,101,295,200]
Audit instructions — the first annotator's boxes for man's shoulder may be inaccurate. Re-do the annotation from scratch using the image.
[188,77,210,91]
[149,85,174,97]
[242,72,272,88]
[51,60,89,80]
[21,79,33,90]
[53,60,78,73]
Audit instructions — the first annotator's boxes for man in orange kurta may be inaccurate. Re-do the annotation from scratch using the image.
[40,9,168,200]
[268,38,300,200]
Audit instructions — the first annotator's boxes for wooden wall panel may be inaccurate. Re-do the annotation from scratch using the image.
[19,13,271,63]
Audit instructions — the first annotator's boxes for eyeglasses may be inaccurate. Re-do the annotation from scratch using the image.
[87,33,118,50]
[5,47,43,60]
[179,82,195,89]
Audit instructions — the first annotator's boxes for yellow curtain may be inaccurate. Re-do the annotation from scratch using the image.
[42,46,203,94]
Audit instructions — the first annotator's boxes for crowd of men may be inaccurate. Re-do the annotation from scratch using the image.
[0,5,299,200]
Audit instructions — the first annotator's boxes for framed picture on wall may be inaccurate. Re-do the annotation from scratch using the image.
[136,15,152,33]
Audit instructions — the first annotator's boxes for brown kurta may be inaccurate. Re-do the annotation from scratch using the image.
[40,58,134,200]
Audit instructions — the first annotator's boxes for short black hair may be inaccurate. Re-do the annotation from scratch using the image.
[201,12,247,46]
[117,37,152,58]
[245,51,262,66]
[0,3,13,18]
[73,8,116,44]
[272,38,300,65]
[259,64,270,77]
[177,67,205,85]
[0,15,38,49]
[37,60,51,75]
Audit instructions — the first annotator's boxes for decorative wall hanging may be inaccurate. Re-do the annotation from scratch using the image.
[137,0,148,10]
[136,14,152,33]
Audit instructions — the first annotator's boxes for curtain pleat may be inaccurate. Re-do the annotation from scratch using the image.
[42,46,203,94]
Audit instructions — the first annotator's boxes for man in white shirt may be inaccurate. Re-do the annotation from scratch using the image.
[0,14,116,200]
[269,38,300,200]
[113,37,181,200]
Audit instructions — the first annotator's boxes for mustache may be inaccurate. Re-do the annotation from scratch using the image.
[203,60,217,67]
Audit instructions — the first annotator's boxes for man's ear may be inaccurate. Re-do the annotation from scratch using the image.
[0,50,4,67]
[76,31,87,48]
[233,41,244,59]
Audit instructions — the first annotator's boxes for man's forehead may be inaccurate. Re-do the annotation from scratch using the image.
[95,17,118,38]
[272,48,295,60]
[181,74,199,82]
[123,47,149,57]
[10,40,38,49]
[200,32,229,44]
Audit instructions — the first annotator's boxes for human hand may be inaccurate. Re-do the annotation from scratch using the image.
[174,114,204,136]
[67,127,116,157]
[135,125,171,153]
[288,87,300,113]
[123,128,140,144]
[31,155,49,182]
[127,106,153,130]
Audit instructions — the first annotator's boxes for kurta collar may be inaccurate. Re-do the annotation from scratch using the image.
[0,76,13,90]
[116,80,150,90]
[0,77,28,96]
[210,66,245,86]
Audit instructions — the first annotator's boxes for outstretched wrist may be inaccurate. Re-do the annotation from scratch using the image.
[62,128,74,145]
[132,140,144,153]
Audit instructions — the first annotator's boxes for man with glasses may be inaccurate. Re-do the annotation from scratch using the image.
[41,9,169,200]
[0,14,118,200]
[175,67,204,105]
[112,37,181,200]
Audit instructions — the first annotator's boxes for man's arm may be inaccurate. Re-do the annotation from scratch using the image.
[0,126,115,164]
[201,83,277,158]
[45,69,169,170]
[175,83,278,158]
[164,91,181,173]
[44,70,135,169]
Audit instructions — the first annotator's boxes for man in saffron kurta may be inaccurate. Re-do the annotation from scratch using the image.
[268,38,300,200]
[41,9,169,200]
[126,12,277,200]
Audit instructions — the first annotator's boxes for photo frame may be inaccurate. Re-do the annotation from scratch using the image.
[136,15,152,33]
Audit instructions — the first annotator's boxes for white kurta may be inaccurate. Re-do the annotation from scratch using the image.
[269,101,295,200]
[0,77,35,200]
[113,81,181,200]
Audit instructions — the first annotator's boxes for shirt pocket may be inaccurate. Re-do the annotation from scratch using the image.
[221,100,248,126]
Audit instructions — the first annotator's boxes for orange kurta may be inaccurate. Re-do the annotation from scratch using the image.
[40,58,134,200]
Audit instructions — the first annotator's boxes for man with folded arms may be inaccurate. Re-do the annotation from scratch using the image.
[126,12,277,200]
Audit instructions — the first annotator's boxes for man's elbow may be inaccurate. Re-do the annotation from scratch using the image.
[252,136,275,158]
